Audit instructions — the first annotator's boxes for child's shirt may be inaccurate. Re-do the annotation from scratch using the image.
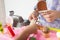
[38,0,60,28]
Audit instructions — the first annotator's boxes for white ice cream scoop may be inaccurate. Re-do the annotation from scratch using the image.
[57,32,60,38]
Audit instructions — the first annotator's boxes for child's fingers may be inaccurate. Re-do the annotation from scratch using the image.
[32,13,38,20]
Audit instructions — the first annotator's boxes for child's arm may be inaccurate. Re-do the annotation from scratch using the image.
[15,23,40,40]
[28,10,39,22]
[15,19,43,40]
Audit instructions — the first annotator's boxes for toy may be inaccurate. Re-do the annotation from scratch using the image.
[48,27,60,32]
[7,25,15,37]
[0,22,4,33]
[45,27,60,40]
[29,37,36,40]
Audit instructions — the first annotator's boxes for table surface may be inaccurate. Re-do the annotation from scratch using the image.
[0,27,59,40]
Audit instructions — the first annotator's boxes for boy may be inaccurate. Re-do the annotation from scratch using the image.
[15,0,60,40]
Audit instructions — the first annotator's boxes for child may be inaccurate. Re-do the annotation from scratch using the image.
[15,0,60,40]
[29,0,60,28]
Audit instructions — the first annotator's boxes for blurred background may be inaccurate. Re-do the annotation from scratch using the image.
[4,0,38,19]
[0,0,38,27]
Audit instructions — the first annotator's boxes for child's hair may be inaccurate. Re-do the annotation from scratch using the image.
[37,1,47,11]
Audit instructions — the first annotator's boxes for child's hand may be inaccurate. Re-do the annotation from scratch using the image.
[30,19,36,25]
[41,10,60,22]
[28,10,39,22]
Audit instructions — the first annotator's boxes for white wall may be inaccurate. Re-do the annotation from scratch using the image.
[0,0,6,25]
[4,0,38,19]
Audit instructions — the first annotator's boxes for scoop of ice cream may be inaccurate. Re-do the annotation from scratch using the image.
[42,27,50,33]
[57,32,60,38]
